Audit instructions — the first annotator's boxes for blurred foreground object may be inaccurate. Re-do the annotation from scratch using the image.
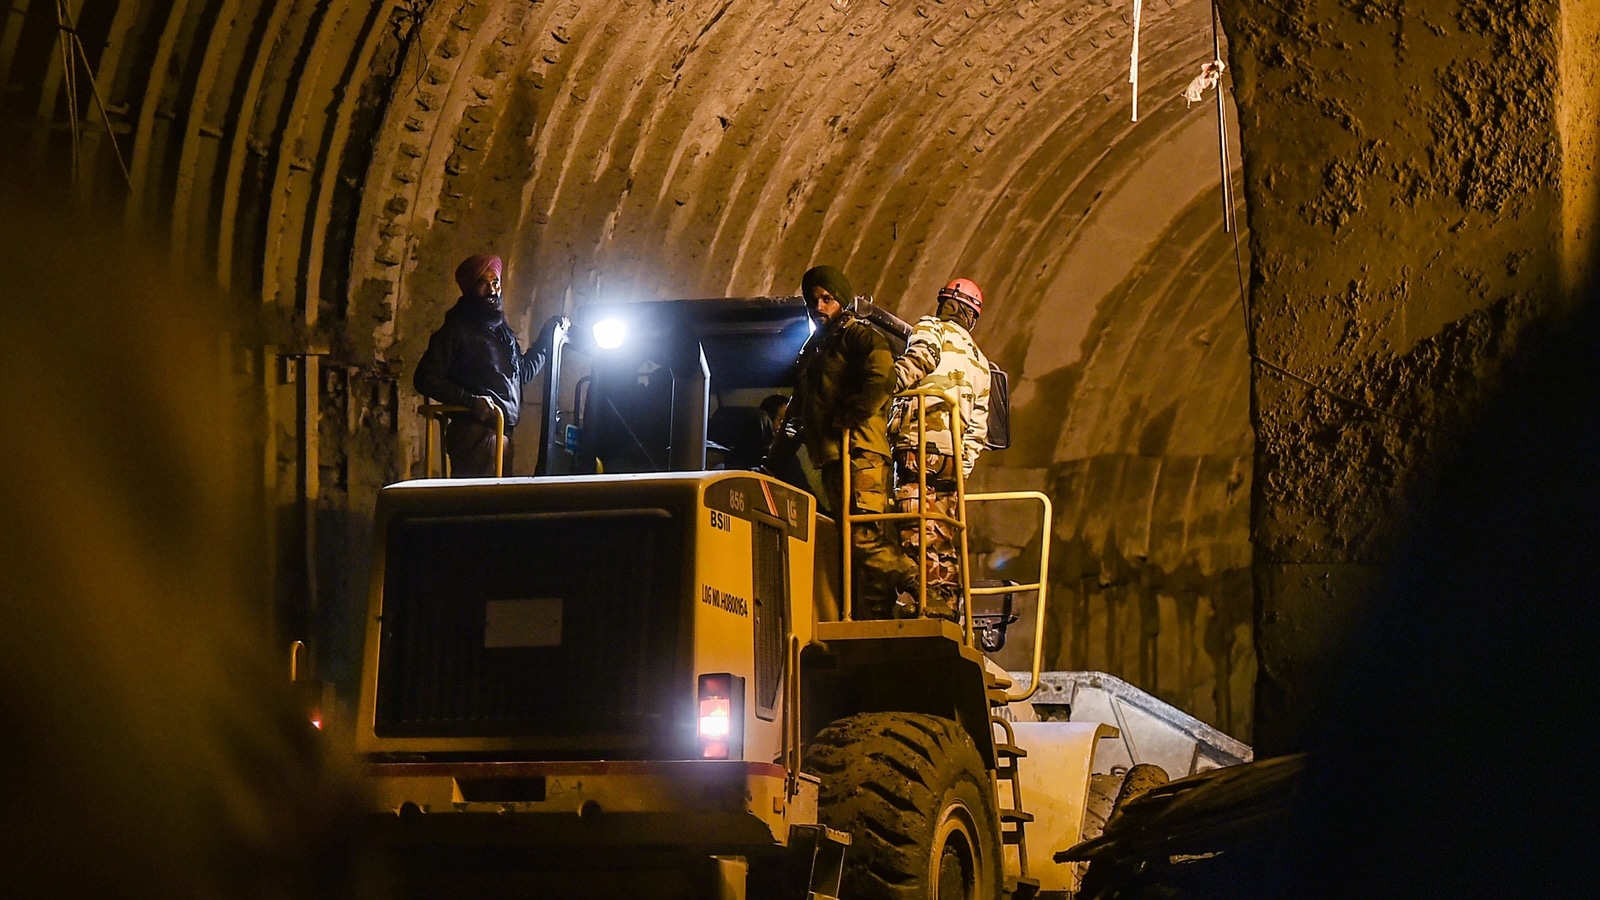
[0,191,383,898]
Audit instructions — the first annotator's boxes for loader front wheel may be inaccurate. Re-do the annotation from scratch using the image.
[803,712,1001,900]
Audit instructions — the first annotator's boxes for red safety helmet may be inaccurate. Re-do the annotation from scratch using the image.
[938,278,984,316]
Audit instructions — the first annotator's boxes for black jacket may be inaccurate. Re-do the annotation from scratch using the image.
[781,312,896,464]
[413,298,549,429]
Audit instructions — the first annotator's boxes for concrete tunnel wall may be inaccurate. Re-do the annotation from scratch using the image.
[5,0,1266,738]
[1219,0,1600,751]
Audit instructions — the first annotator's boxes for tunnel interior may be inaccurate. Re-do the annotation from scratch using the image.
[4,0,1594,753]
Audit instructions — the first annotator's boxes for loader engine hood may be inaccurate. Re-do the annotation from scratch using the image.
[357,475,700,759]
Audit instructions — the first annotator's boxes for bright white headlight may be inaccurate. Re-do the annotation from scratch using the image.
[593,317,627,350]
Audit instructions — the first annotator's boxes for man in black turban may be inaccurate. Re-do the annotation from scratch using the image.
[764,265,917,618]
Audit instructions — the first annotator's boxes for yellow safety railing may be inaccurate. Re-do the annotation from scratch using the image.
[783,633,803,801]
[841,389,971,634]
[964,489,1052,703]
[419,403,506,478]
[839,386,1051,703]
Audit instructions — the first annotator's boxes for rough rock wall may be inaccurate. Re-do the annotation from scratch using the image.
[1215,0,1596,752]
[1565,0,1600,288]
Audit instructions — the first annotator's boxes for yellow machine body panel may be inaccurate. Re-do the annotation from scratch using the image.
[353,470,821,853]
[1007,721,1121,893]
[693,474,816,770]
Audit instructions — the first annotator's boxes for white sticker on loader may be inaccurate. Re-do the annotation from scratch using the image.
[484,598,563,648]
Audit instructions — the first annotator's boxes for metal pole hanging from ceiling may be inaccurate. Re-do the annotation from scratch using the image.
[1129,0,1143,122]
[1210,0,1234,234]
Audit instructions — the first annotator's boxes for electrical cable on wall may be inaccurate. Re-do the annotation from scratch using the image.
[54,0,79,184]
[1208,3,1233,235]
[50,0,132,190]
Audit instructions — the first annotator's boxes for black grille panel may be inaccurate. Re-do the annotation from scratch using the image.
[375,509,682,744]
[751,520,787,716]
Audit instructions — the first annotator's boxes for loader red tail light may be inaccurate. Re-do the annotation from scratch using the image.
[697,673,745,760]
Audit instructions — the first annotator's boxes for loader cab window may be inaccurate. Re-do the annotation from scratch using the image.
[536,301,812,477]
[576,356,676,474]
[540,342,685,476]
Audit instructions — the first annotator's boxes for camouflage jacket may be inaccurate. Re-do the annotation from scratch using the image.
[777,312,897,465]
[890,316,991,474]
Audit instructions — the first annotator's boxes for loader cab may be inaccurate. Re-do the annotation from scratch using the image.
[533,297,910,480]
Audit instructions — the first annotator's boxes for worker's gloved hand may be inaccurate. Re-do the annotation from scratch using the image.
[469,395,499,424]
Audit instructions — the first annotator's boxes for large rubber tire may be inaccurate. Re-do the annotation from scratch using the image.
[1110,763,1169,822]
[1076,764,1171,899]
[803,712,1002,900]
[1079,773,1124,843]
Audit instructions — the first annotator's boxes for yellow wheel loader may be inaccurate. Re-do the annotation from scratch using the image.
[354,298,1123,899]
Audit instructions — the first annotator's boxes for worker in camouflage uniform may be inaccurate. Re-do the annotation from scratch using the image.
[890,278,992,620]
[763,265,918,619]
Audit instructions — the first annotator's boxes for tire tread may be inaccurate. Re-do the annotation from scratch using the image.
[803,712,1001,900]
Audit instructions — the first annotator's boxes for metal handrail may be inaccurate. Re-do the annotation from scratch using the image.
[289,640,308,682]
[784,634,802,801]
[850,511,964,526]
[842,386,972,641]
[964,490,1053,703]
[420,403,506,477]
[837,385,1053,703]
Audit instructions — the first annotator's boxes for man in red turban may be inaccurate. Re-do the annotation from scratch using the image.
[454,254,502,296]
[414,253,562,476]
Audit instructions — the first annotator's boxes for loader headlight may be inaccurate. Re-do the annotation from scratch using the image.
[697,673,745,759]
[593,317,627,350]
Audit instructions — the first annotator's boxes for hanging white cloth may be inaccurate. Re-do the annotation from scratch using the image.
[1184,59,1227,107]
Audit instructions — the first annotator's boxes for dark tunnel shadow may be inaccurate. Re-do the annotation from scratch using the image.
[1072,284,1600,900]
[1281,291,1600,896]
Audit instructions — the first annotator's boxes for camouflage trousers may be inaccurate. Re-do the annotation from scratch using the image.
[894,452,964,620]
[821,451,919,620]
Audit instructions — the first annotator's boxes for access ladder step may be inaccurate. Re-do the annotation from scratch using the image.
[986,688,1011,706]
[994,742,1027,758]
[999,809,1034,824]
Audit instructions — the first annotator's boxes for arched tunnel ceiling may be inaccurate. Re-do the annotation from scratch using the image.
[0,0,1254,732]
[344,0,1250,467]
[0,0,1249,461]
